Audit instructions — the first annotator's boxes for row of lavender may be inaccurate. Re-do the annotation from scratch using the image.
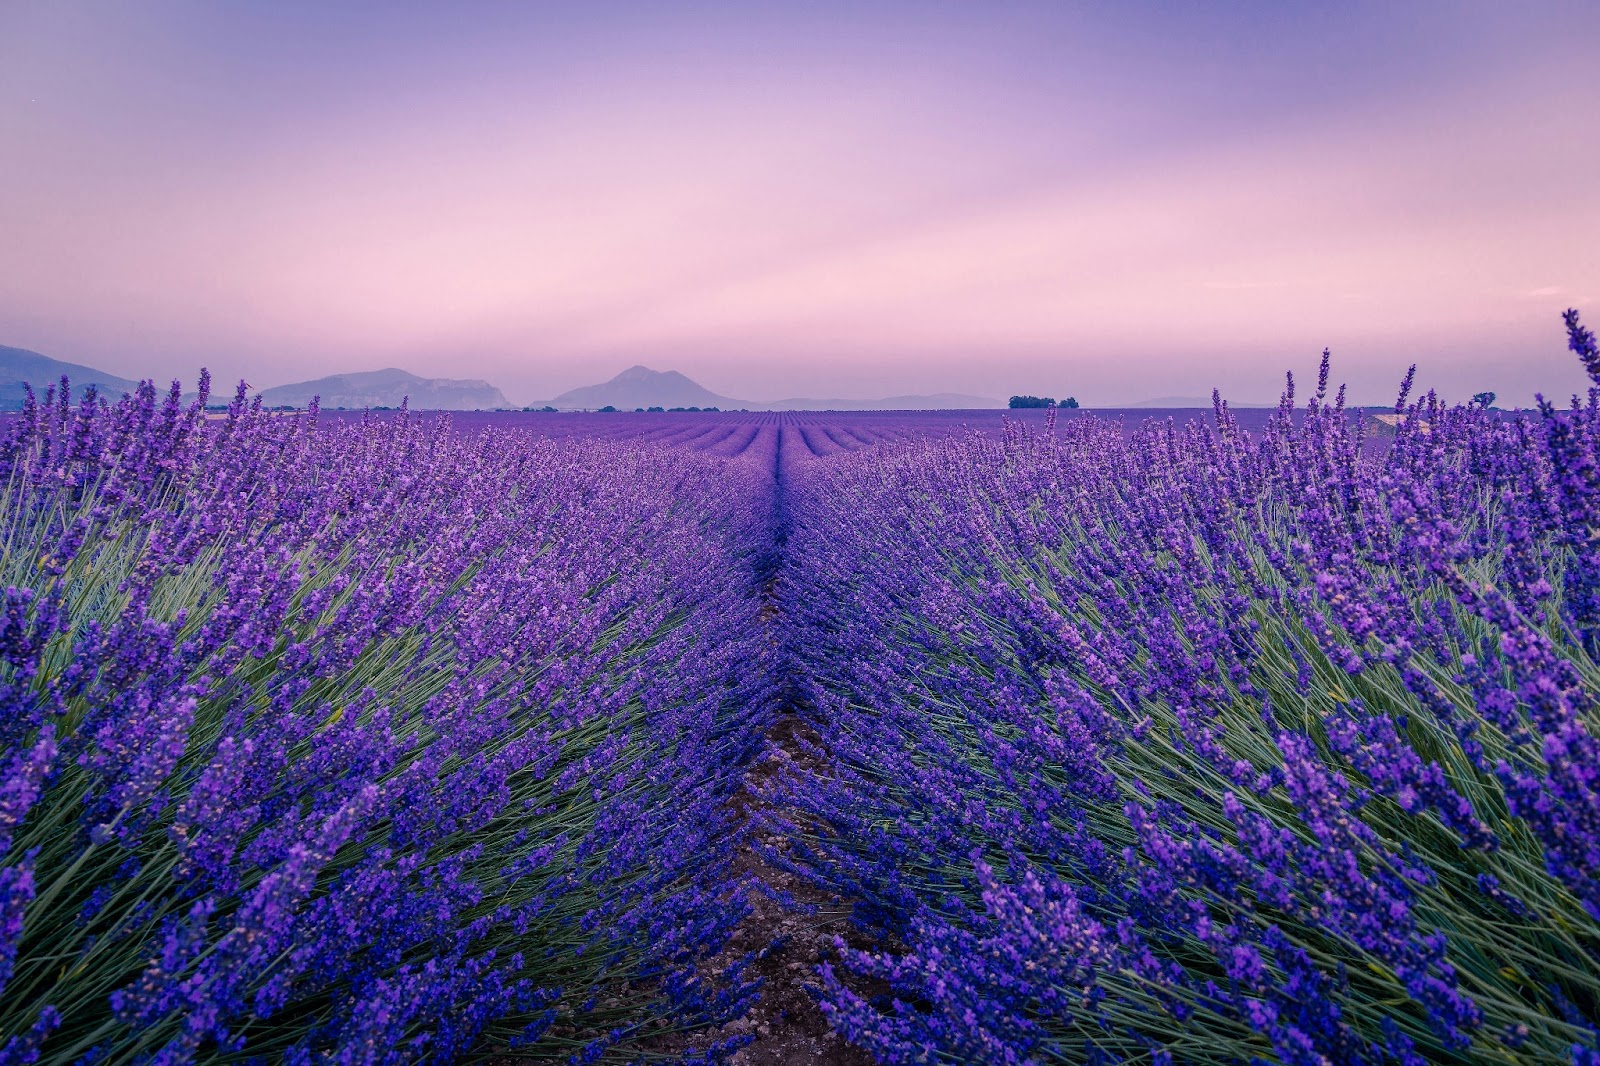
[0,381,776,1062]
[374,408,1305,457]
[775,317,1600,1063]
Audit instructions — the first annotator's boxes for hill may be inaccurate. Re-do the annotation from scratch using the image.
[551,366,739,410]
[1,345,140,409]
[257,368,513,410]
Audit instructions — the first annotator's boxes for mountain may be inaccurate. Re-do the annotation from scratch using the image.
[551,366,739,410]
[1,345,140,409]
[257,368,513,410]
[545,366,1002,410]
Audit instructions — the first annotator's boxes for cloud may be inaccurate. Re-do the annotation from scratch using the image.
[1525,286,1569,297]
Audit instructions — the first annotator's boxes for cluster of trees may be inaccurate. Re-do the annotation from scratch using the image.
[1008,395,1079,409]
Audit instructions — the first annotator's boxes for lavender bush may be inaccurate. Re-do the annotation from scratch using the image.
[773,314,1600,1063]
[0,381,774,1063]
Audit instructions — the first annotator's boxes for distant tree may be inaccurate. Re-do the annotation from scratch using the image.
[541,406,558,413]
[1062,397,1079,409]
[1008,395,1055,409]
[599,405,617,413]
[704,406,719,412]
[1472,391,1497,409]
[648,406,665,412]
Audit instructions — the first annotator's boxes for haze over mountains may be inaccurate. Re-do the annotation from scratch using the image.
[0,345,138,408]
[5,344,1237,411]
[550,366,737,410]
[543,365,1001,411]
[0,347,513,410]
[1,347,1010,411]
[256,369,512,410]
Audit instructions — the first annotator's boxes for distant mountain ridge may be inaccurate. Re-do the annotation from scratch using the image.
[1,345,140,409]
[543,365,1003,410]
[258,369,512,410]
[3,347,518,412]
[8,346,1265,414]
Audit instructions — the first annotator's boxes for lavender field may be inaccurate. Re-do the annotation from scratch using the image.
[3,315,1599,1065]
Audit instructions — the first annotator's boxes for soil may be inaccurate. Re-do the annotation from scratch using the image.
[664,715,876,1066]
[636,570,877,1065]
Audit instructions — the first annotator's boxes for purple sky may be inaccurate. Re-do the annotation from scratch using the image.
[2,1,1597,406]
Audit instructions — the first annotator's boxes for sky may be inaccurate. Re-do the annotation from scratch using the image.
[1,1,1597,407]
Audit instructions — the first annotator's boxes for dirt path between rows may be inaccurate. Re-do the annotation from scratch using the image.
[679,712,875,1066]
[635,430,874,1064]
[637,543,874,1061]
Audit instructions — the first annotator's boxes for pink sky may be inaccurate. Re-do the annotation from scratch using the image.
[1,2,1596,405]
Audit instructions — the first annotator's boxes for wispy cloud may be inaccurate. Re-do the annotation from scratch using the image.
[1525,286,1569,297]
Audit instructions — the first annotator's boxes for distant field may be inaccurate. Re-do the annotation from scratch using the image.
[313,404,1380,447]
